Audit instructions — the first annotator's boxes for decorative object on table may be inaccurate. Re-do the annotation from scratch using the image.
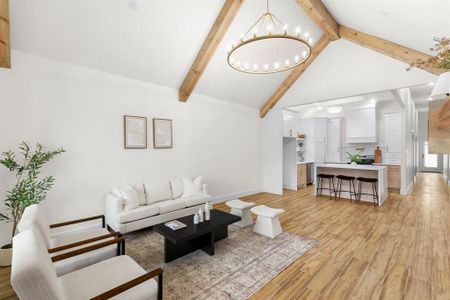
[0,142,65,266]
[198,208,204,223]
[227,0,312,74]
[153,118,172,149]
[407,37,449,72]
[374,147,382,163]
[204,201,211,221]
[123,115,147,149]
[193,213,199,224]
[165,220,187,231]
[126,225,316,300]
[428,97,450,153]
[347,151,363,165]
[225,199,257,228]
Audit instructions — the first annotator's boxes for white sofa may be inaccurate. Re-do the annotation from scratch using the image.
[105,178,212,234]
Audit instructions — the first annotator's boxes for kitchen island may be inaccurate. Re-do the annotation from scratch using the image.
[315,163,388,206]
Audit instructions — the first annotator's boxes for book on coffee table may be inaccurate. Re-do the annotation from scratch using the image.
[164,220,187,230]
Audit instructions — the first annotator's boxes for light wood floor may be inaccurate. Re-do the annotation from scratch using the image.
[1,173,449,299]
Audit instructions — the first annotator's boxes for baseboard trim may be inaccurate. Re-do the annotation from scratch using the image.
[212,188,263,204]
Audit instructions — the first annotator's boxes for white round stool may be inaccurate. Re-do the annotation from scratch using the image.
[250,205,285,238]
[225,199,256,228]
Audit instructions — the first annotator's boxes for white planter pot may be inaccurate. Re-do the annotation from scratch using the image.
[0,245,12,266]
[351,161,357,165]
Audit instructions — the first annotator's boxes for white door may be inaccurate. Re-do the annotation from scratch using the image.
[419,137,443,172]
[327,118,341,162]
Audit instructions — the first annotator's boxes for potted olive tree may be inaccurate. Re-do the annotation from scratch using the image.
[0,142,65,266]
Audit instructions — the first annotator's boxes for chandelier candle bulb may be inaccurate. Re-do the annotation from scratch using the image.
[226,0,312,74]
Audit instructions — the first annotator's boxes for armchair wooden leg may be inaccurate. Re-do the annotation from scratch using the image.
[102,215,106,228]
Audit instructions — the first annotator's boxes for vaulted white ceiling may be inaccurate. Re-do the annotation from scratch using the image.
[8,0,450,109]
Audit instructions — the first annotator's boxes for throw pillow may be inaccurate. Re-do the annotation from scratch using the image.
[119,185,140,212]
[144,181,172,205]
[182,176,203,198]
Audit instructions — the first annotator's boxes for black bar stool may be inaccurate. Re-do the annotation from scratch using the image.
[336,175,357,202]
[316,174,336,200]
[356,177,379,206]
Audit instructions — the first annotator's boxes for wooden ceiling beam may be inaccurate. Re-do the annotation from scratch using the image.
[0,0,10,68]
[179,0,244,102]
[296,0,339,40]
[339,25,443,75]
[260,35,330,118]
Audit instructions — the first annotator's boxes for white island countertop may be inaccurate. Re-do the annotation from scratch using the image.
[316,163,387,171]
[315,163,388,206]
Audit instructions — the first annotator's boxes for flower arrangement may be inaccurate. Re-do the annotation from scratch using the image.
[408,37,450,71]
[347,151,363,164]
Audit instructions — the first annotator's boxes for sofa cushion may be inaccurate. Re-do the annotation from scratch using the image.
[156,199,186,214]
[112,184,146,206]
[144,181,172,205]
[169,179,183,199]
[118,205,160,223]
[120,185,141,212]
[182,195,210,207]
[59,255,158,300]
[182,176,203,198]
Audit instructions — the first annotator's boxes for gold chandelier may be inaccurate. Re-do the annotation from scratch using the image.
[227,0,312,74]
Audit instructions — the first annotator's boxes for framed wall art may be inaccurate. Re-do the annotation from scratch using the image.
[124,115,147,149]
[153,118,173,149]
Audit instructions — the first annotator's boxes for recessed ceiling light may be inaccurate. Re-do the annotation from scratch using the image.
[428,82,435,86]
[317,106,323,110]
[428,97,433,101]
[327,106,343,114]
[369,98,377,103]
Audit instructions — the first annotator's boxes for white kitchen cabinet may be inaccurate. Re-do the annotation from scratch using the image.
[313,118,327,142]
[313,118,328,164]
[384,113,401,164]
[345,107,377,143]
[283,111,298,138]
[327,118,341,162]
[298,118,328,164]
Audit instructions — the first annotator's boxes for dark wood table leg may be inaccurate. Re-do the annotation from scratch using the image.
[164,231,216,263]
[213,225,228,242]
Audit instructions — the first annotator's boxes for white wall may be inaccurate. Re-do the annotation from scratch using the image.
[262,111,283,194]
[399,88,418,194]
[0,51,262,245]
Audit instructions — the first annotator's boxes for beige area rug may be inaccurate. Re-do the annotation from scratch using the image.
[125,225,316,300]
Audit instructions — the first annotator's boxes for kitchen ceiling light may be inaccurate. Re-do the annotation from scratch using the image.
[430,71,450,99]
[327,106,343,114]
[227,0,312,74]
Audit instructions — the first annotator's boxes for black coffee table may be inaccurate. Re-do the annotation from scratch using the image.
[154,209,241,263]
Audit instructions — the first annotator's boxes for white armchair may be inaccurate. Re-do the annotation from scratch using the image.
[11,228,163,300]
[18,204,123,276]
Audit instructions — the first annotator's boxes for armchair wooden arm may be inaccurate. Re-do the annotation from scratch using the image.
[51,237,125,262]
[50,214,105,229]
[90,268,163,300]
[48,232,123,254]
